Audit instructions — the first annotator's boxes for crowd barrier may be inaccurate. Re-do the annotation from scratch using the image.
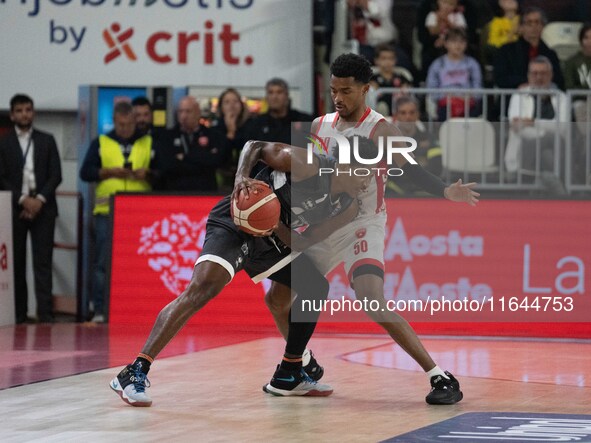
[372,87,591,195]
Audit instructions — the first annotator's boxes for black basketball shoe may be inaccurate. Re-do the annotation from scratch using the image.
[425,371,463,405]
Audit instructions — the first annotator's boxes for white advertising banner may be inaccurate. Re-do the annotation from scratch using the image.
[0,0,313,111]
[0,191,15,326]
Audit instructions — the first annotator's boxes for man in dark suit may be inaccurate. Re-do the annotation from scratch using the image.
[0,94,62,323]
[494,7,565,90]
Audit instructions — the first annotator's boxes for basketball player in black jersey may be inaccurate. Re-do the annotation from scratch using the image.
[109,138,378,406]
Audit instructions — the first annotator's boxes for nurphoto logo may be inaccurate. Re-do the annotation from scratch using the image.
[307,134,417,177]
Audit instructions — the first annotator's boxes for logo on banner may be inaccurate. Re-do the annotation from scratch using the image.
[103,22,137,64]
[137,213,207,295]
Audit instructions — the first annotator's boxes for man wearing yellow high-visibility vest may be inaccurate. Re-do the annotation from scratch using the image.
[80,101,159,323]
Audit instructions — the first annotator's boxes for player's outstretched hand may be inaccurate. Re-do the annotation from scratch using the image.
[232,177,269,200]
[444,179,480,206]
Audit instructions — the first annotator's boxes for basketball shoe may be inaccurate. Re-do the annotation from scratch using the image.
[263,365,333,397]
[302,349,324,381]
[109,364,152,407]
[425,371,463,405]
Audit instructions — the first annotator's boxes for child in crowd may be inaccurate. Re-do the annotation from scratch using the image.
[483,0,520,70]
[425,0,467,51]
[426,28,482,121]
[370,43,413,116]
[487,0,520,48]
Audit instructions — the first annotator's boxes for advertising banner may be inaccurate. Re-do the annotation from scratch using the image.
[0,0,312,110]
[109,194,273,328]
[0,192,15,326]
[109,195,591,336]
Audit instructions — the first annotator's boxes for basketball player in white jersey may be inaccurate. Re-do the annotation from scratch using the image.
[262,53,479,404]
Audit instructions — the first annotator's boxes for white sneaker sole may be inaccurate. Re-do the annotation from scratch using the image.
[263,383,333,397]
[109,378,152,407]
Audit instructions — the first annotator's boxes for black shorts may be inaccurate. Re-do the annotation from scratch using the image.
[196,196,292,283]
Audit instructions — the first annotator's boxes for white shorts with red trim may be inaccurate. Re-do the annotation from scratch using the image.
[305,212,386,283]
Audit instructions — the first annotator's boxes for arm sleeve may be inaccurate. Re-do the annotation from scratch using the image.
[37,134,62,199]
[563,59,577,90]
[401,162,446,197]
[426,58,440,88]
[79,138,102,182]
[470,57,482,88]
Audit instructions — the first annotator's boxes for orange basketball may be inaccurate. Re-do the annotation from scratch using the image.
[231,184,281,235]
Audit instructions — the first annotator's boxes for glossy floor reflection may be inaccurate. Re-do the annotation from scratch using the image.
[0,323,274,390]
[341,337,591,388]
[2,323,590,391]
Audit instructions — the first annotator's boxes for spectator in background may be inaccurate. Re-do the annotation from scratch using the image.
[566,22,591,103]
[426,28,482,121]
[494,7,564,90]
[482,0,520,68]
[80,101,158,322]
[247,79,313,177]
[160,96,229,191]
[249,78,313,143]
[131,97,166,189]
[131,97,167,142]
[210,88,253,192]
[388,95,442,195]
[418,0,470,78]
[564,23,591,183]
[0,94,62,323]
[505,56,569,194]
[565,23,591,91]
[370,43,413,116]
[417,0,479,80]
[425,0,467,45]
[348,0,398,59]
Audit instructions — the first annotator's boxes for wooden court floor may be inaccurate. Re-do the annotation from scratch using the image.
[1,324,590,442]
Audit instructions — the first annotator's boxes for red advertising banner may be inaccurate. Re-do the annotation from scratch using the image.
[109,195,272,330]
[109,195,591,337]
[321,199,590,324]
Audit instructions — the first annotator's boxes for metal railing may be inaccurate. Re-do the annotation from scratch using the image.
[371,87,591,195]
